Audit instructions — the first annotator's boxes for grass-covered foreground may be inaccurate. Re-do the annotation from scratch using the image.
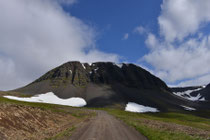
[104,108,210,140]
[0,91,210,140]
[0,91,95,140]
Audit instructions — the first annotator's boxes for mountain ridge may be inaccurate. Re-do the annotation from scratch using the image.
[28,61,169,89]
[14,61,210,111]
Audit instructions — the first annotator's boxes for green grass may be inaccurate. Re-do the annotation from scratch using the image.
[0,92,95,140]
[0,91,33,97]
[1,91,209,140]
[0,91,97,118]
[0,96,65,112]
[144,112,210,130]
[103,108,210,140]
[0,91,77,113]
[47,126,76,140]
[0,96,96,118]
[133,124,202,140]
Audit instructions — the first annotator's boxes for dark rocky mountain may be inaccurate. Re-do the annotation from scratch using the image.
[171,85,210,101]
[15,61,210,111]
[190,84,210,101]
[171,86,203,93]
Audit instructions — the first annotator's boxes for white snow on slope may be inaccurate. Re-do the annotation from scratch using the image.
[173,88,206,101]
[199,97,206,101]
[87,62,92,66]
[181,105,196,111]
[202,85,206,88]
[94,67,99,72]
[82,63,86,69]
[125,102,159,113]
[3,92,87,107]
[113,63,123,68]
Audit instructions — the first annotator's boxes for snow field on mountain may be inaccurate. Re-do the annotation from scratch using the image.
[4,92,87,107]
[125,102,159,113]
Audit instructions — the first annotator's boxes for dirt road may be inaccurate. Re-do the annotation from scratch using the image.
[70,111,147,140]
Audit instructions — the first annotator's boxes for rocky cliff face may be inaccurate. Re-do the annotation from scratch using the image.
[31,61,168,90]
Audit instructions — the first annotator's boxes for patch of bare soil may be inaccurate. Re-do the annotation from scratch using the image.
[0,103,85,140]
[138,118,210,139]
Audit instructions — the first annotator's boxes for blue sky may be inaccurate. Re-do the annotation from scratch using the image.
[64,0,210,87]
[0,0,210,90]
[66,0,162,62]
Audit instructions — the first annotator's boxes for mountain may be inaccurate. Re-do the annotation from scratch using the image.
[171,85,210,101]
[190,84,210,101]
[171,86,205,101]
[15,61,210,111]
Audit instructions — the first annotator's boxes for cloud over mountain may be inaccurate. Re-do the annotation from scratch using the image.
[0,0,119,90]
[141,0,210,86]
[159,0,210,42]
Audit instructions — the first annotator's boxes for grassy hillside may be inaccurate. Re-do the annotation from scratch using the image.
[105,109,210,140]
[1,91,210,140]
[0,91,95,140]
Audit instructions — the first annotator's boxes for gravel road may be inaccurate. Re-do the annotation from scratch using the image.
[70,111,147,140]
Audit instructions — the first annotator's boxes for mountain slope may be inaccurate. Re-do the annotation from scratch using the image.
[171,86,205,101]
[15,61,210,111]
[190,84,210,101]
[0,93,95,140]
[171,85,210,101]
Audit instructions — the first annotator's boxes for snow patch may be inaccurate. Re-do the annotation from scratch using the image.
[202,85,206,88]
[94,67,99,72]
[187,93,205,101]
[82,63,86,69]
[3,92,87,107]
[173,88,206,101]
[181,105,196,111]
[114,63,123,68]
[199,97,206,101]
[125,102,159,113]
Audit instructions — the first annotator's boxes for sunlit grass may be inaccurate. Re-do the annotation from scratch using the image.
[104,108,210,140]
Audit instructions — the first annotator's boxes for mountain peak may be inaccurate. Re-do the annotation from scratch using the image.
[30,61,168,90]
[14,61,210,110]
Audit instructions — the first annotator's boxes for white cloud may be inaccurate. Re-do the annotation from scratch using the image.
[177,74,210,87]
[145,33,160,50]
[134,26,147,35]
[159,0,210,42]
[56,0,76,5]
[0,0,119,90]
[123,33,129,40]
[144,34,210,83]
[141,0,210,86]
